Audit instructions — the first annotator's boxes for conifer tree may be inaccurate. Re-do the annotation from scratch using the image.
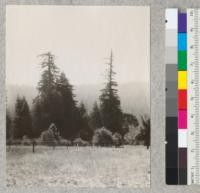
[100,51,123,134]
[90,102,102,129]
[37,52,59,95]
[56,72,78,139]
[32,99,43,137]
[78,102,93,141]
[33,52,63,133]
[33,53,81,139]
[13,96,33,139]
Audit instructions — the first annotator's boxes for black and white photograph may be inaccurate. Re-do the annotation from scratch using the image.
[6,6,150,188]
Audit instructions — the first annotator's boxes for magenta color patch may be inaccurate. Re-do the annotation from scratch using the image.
[178,110,187,129]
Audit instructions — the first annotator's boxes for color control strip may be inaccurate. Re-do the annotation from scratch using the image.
[178,12,187,185]
[166,8,178,185]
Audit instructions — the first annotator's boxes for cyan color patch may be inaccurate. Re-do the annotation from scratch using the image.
[178,33,187,50]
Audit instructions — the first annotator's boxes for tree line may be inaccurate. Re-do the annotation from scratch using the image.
[6,51,150,147]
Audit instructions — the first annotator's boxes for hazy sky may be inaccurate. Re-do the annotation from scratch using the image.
[6,6,150,87]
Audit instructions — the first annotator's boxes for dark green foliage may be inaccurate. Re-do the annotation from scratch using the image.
[29,51,148,146]
[33,89,63,135]
[13,96,33,139]
[32,99,43,138]
[92,127,113,146]
[90,102,103,129]
[100,51,123,134]
[37,52,59,95]
[78,103,93,141]
[6,111,12,140]
[33,52,75,137]
[33,52,82,140]
[33,52,62,134]
[123,113,139,128]
[56,72,79,139]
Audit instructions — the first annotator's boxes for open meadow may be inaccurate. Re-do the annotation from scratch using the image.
[6,145,150,188]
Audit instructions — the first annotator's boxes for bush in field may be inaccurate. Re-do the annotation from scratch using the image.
[21,135,32,146]
[34,138,43,145]
[59,138,72,146]
[112,133,123,147]
[73,138,90,146]
[40,130,57,146]
[124,132,136,145]
[8,139,21,145]
[92,127,113,146]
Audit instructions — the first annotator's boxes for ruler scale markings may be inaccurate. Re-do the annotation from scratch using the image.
[188,9,194,185]
[187,8,200,185]
[195,9,200,185]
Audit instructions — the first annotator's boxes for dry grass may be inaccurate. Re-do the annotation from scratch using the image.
[6,145,150,188]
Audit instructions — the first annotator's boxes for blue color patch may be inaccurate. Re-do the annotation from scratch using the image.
[178,13,187,33]
[178,33,187,51]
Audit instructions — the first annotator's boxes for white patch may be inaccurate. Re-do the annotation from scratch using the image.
[178,129,187,148]
[166,9,178,30]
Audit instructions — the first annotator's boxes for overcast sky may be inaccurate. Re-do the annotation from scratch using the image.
[6,6,150,87]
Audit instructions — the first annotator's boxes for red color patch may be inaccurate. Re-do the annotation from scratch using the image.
[178,90,187,110]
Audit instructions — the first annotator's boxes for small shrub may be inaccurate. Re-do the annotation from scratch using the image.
[40,130,56,146]
[92,127,113,146]
[73,138,90,146]
[8,139,21,145]
[124,134,134,145]
[34,138,44,145]
[112,133,123,147]
[80,128,94,142]
[59,139,72,146]
[21,135,32,146]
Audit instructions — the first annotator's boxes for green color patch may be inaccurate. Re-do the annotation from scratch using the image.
[178,51,187,70]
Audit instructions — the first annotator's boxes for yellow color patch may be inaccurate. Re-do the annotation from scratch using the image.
[178,71,187,89]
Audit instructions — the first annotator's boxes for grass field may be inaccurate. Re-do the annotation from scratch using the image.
[6,145,150,188]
